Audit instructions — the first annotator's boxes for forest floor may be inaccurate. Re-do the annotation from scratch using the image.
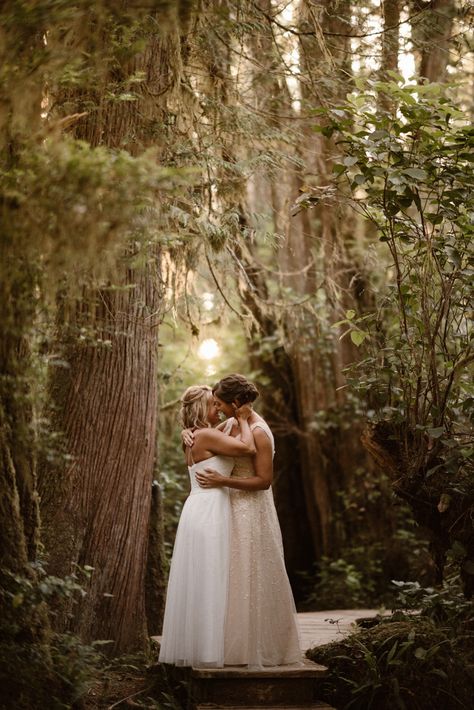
[82,609,385,709]
[83,665,157,710]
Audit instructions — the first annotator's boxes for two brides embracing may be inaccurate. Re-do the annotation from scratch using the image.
[159,373,301,669]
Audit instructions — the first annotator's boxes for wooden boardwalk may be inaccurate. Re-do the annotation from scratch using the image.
[297,608,383,651]
[153,611,383,709]
[153,608,382,655]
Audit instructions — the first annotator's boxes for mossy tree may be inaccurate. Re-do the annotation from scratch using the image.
[37,4,199,654]
[0,3,197,704]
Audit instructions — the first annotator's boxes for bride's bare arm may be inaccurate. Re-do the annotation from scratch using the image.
[181,417,231,447]
[196,428,272,491]
[197,412,256,457]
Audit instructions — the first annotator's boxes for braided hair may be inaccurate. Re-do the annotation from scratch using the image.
[180,385,213,429]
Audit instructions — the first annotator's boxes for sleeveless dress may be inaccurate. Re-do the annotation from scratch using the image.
[223,418,302,668]
[159,453,234,667]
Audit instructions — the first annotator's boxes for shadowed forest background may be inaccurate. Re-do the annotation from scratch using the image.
[1,0,473,708]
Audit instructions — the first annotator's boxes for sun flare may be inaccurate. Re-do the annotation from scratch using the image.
[197,338,220,360]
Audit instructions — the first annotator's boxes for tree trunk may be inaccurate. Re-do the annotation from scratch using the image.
[38,19,184,653]
[0,7,63,705]
[379,0,401,111]
[279,0,394,560]
[289,0,356,557]
[41,260,162,651]
[380,0,400,81]
[411,0,456,82]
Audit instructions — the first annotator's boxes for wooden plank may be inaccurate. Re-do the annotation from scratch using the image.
[296,608,388,651]
[191,657,327,678]
[151,607,387,659]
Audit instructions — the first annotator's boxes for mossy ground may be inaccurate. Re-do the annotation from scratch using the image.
[307,617,474,710]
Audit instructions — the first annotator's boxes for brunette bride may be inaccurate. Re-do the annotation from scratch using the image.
[192,374,301,668]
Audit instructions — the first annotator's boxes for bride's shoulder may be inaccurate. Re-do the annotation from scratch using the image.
[251,414,269,427]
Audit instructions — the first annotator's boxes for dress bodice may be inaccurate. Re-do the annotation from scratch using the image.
[223,418,275,479]
[188,454,234,493]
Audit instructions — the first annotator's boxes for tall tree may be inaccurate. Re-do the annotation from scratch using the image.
[38,6,196,654]
[280,0,372,557]
[0,0,168,702]
[411,0,456,81]
[0,0,46,581]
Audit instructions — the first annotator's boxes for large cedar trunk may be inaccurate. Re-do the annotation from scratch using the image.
[38,20,183,653]
[40,261,162,651]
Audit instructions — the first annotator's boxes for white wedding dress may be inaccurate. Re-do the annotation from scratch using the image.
[158,453,234,667]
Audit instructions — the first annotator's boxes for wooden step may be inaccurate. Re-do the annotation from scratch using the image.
[189,658,328,707]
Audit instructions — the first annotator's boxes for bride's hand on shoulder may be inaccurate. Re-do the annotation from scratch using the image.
[234,403,252,420]
[181,428,195,447]
[196,468,225,488]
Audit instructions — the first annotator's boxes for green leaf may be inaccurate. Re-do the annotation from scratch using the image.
[427,427,444,438]
[425,212,443,224]
[403,168,427,180]
[343,156,359,167]
[350,330,368,346]
[414,647,427,660]
[345,309,356,320]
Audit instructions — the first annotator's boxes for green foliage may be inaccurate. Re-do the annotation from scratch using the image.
[0,562,104,709]
[1,137,194,280]
[308,617,474,710]
[307,555,474,709]
[326,80,473,434]
[304,555,374,609]
[302,533,431,611]
[319,80,474,588]
[392,574,474,635]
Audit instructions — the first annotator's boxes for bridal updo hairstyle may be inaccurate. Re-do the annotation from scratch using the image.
[180,385,213,429]
[212,374,259,407]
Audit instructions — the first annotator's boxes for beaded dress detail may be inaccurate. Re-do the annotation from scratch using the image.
[223,418,302,668]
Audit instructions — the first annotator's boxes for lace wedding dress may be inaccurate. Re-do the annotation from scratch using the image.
[223,418,302,668]
[159,453,234,667]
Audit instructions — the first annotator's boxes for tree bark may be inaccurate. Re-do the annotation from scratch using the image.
[378,0,401,114]
[38,18,184,653]
[279,0,394,560]
[411,0,456,82]
[380,0,400,82]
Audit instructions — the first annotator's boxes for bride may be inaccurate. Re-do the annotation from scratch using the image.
[194,374,301,668]
[158,385,256,668]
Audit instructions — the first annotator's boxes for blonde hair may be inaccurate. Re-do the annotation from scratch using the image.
[180,385,213,429]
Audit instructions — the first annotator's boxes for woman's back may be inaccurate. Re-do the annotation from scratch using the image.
[187,454,234,493]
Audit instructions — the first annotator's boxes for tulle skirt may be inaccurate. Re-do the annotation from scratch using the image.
[159,487,230,667]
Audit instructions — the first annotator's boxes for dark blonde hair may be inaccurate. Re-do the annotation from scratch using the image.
[212,374,259,406]
[180,385,213,429]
